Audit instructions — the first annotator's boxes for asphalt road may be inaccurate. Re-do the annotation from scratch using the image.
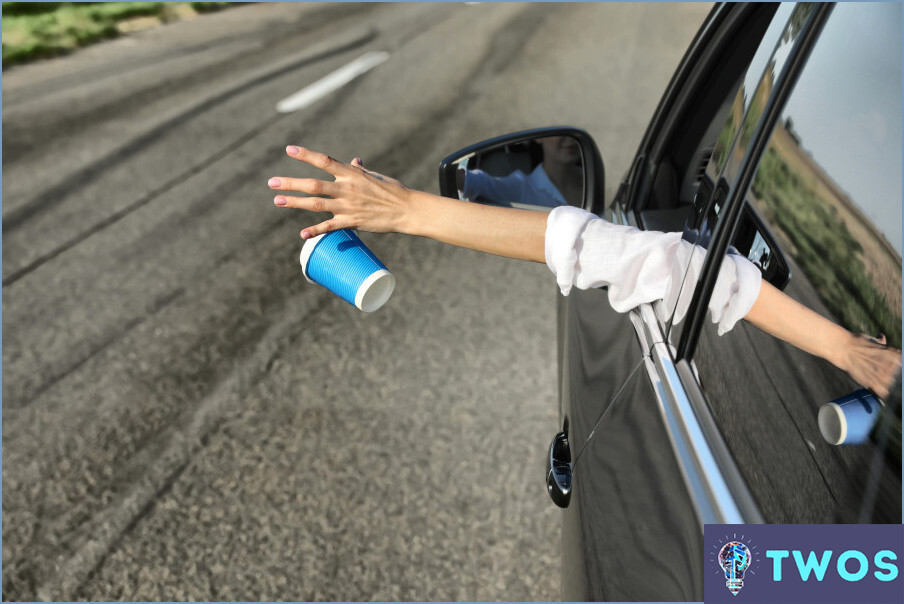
[2,3,711,601]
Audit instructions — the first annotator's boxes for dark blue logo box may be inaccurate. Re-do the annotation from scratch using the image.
[704,524,904,604]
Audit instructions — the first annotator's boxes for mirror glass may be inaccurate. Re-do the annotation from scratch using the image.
[450,135,585,211]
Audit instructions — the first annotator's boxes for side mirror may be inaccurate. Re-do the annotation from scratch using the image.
[438,127,606,215]
[733,201,792,290]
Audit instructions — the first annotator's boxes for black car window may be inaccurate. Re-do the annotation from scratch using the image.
[691,1,902,522]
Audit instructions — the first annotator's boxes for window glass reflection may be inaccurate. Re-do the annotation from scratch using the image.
[750,1,902,347]
[710,3,812,180]
[693,2,902,523]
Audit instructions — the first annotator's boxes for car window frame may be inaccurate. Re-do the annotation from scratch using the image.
[613,3,783,342]
[612,3,768,224]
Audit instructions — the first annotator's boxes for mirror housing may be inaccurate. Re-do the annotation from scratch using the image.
[439,127,606,216]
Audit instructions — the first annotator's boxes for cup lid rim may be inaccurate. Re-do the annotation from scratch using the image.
[818,402,847,445]
[299,233,327,282]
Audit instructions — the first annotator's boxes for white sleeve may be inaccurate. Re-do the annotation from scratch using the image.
[545,205,762,335]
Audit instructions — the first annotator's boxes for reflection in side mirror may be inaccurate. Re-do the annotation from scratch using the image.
[450,136,583,210]
[439,127,605,215]
[733,202,792,290]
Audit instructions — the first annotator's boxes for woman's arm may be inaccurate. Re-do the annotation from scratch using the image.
[269,145,901,397]
[744,281,901,399]
[269,146,547,262]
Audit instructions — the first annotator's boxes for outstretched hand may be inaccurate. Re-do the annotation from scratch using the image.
[268,144,549,263]
[741,282,902,400]
[840,333,902,400]
[269,145,413,239]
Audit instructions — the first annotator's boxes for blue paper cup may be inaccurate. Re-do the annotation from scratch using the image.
[300,229,395,312]
[818,388,883,445]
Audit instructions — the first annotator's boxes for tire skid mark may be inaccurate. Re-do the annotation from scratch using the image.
[7,211,304,598]
[4,3,467,405]
[2,5,393,172]
[3,0,545,428]
[1,36,263,165]
[2,3,382,107]
[3,97,331,408]
[2,27,377,237]
[34,286,335,603]
[4,288,185,411]
[2,111,283,288]
[363,3,552,184]
[14,4,555,600]
[71,459,191,600]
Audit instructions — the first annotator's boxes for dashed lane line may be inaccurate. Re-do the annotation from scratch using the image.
[276,51,389,114]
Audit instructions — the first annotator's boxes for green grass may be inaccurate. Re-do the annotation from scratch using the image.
[2,2,233,68]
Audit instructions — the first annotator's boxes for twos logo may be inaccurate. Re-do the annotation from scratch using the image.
[703,525,903,604]
[712,536,758,596]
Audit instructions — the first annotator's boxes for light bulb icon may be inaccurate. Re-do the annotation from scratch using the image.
[718,541,751,596]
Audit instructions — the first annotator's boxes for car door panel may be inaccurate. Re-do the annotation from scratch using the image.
[559,292,703,602]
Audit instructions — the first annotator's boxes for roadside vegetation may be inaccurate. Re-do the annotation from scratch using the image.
[2,2,233,68]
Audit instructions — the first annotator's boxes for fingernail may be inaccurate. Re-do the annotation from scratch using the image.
[268,178,281,188]
[274,196,287,206]
[286,146,300,155]
[301,230,311,240]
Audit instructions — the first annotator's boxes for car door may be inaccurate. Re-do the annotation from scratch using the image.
[558,3,841,601]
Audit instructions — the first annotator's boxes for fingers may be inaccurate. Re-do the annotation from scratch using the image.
[268,176,338,197]
[273,195,335,212]
[270,146,370,239]
[300,218,348,240]
[285,145,350,176]
[850,334,902,399]
[864,333,888,346]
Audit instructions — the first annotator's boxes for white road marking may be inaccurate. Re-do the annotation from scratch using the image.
[276,50,390,113]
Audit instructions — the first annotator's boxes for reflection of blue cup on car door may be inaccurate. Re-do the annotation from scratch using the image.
[818,388,883,445]
[300,229,395,312]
